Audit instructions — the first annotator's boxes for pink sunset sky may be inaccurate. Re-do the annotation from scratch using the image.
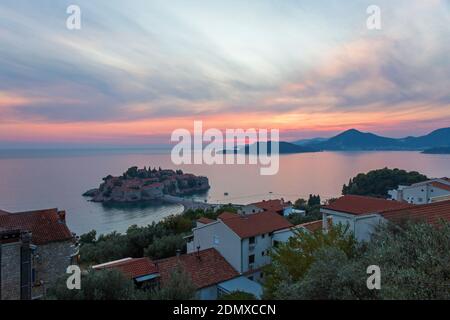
[1,0,450,147]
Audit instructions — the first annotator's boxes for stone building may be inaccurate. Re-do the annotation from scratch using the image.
[0,209,77,300]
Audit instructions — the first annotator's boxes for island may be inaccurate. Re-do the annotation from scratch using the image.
[83,166,210,203]
[221,141,320,154]
[421,147,450,154]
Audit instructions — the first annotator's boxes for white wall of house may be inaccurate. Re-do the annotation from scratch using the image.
[187,221,242,273]
[197,285,219,300]
[403,184,449,204]
[321,209,383,242]
[238,205,263,215]
[388,179,450,204]
[241,233,272,274]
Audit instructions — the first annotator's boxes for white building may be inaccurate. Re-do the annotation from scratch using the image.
[239,199,297,217]
[321,195,450,242]
[186,210,293,282]
[388,177,450,204]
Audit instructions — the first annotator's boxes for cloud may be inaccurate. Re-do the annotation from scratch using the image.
[0,0,449,143]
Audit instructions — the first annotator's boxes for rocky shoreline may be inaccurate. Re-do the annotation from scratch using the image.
[83,166,210,203]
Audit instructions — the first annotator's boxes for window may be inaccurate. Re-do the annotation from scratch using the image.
[260,272,264,279]
[249,254,255,264]
[249,237,255,245]
[262,233,266,239]
[262,251,265,256]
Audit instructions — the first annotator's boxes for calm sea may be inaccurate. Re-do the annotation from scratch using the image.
[0,149,449,235]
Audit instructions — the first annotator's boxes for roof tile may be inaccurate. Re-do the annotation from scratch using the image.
[156,248,238,289]
[381,200,450,226]
[322,195,414,216]
[93,257,158,279]
[219,211,293,238]
[0,208,73,244]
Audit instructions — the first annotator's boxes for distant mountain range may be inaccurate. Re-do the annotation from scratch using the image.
[293,127,450,151]
[220,127,450,155]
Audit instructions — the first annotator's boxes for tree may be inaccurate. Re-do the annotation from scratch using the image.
[263,224,357,299]
[79,230,96,245]
[151,266,196,300]
[47,269,145,300]
[273,247,373,300]
[342,168,428,197]
[361,221,450,299]
[267,220,450,300]
[307,194,321,207]
[219,291,257,300]
[144,234,186,260]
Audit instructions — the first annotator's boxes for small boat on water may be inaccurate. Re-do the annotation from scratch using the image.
[224,192,229,196]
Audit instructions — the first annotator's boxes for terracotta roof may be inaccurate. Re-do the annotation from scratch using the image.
[381,200,450,226]
[197,217,215,225]
[93,257,158,279]
[430,182,450,192]
[0,210,9,216]
[322,195,414,216]
[156,248,238,289]
[219,211,293,238]
[0,208,73,245]
[252,199,286,213]
[297,220,324,233]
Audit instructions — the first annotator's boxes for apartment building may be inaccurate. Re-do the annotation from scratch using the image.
[186,210,293,282]
[321,195,450,241]
[388,177,450,204]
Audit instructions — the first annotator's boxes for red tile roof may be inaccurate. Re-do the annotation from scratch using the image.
[0,210,9,216]
[381,200,450,226]
[93,257,158,279]
[0,208,73,244]
[197,217,215,225]
[219,211,293,238]
[322,195,414,216]
[430,182,450,192]
[297,220,324,233]
[252,199,286,213]
[156,248,238,289]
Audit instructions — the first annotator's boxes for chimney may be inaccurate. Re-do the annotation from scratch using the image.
[57,210,66,224]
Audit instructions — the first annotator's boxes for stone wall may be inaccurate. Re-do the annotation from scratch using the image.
[31,240,75,299]
[0,241,21,300]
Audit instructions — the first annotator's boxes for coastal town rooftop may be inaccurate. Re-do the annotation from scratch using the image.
[0,208,74,245]
[322,195,415,216]
[251,199,288,214]
[93,257,159,281]
[430,181,450,192]
[381,200,450,226]
[218,211,293,238]
[155,248,239,290]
